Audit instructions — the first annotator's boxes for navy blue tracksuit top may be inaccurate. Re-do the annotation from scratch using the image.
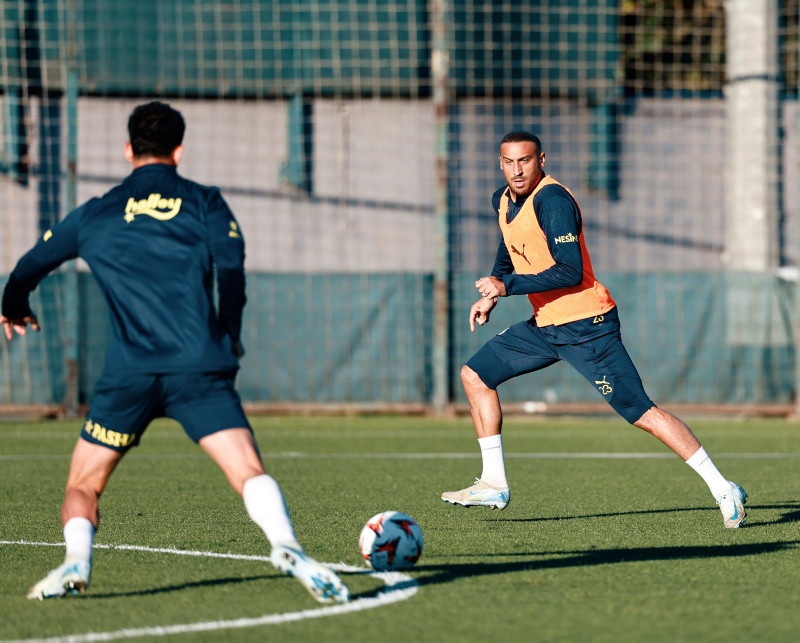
[2,163,246,374]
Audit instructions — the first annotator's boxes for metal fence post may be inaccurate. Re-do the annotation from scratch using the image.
[62,0,80,416]
[430,0,451,413]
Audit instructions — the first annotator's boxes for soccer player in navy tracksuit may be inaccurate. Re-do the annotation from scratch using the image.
[441,131,748,529]
[1,102,349,603]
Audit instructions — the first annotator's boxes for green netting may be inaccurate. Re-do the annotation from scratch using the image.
[0,271,793,407]
[1,1,797,412]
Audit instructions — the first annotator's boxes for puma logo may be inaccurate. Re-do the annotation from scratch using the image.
[510,243,531,265]
[594,376,613,395]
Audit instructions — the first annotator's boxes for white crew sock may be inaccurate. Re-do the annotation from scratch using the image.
[685,447,732,499]
[242,474,301,549]
[479,434,508,488]
[63,517,95,563]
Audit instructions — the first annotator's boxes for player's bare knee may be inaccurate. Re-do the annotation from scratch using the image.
[633,405,658,430]
[461,364,485,392]
[65,465,115,497]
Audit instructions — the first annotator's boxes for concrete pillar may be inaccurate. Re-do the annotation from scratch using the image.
[723,0,780,270]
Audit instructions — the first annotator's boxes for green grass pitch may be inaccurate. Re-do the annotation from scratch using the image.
[2,415,800,641]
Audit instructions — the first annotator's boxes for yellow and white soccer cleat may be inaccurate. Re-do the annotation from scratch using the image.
[717,482,748,528]
[441,478,510,510]
[270,544,350,604]
[27,558,91,600]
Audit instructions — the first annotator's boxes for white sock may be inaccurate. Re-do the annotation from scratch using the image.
[479,434,508,488]
[685,447,732,499]
[63,517,95,563]
[242,474,301,549]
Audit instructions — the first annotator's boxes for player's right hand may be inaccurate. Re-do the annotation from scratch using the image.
[232,340,246,358]
[469,297,497,332]
[0,314,40,341]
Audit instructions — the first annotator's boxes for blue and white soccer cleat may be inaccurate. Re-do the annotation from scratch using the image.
[270,544,350,604]
[27,558,91,600]
[441,478,510,510]
[717,481,748,529]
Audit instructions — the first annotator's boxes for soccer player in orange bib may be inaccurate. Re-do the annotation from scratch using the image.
[441,131,747,528]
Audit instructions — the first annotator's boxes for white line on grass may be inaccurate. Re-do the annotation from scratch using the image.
[2,541,418,643]
[3,452,800,462]
[1,540,274,561]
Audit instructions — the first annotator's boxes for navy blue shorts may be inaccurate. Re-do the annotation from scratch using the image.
[81,370,251,451]
[466,318,654,424]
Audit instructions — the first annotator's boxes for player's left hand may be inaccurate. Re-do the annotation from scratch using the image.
[475,276,506,299]
[0,314,41,341]
[469,296,498,332]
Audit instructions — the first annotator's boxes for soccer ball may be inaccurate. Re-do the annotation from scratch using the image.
[359,511,423,571]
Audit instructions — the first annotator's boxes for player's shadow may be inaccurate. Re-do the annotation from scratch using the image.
[742,501,800,526]
[87,573,273,599]
[491,505,701,523]
[401,540,800,593]
[489,501,800,527]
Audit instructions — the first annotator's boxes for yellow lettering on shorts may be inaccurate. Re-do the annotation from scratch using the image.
[90,422,103,439]
[84,420,134,448]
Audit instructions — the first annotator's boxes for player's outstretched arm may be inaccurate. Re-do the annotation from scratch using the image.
[469,296,497,332]
[0,204,82,343]
[0,314,40,341]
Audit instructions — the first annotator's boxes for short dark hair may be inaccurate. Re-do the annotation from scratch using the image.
[128,101,185,158]
[500,130,542,152]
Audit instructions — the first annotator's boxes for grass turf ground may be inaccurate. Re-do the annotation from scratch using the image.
[2,414,800,641]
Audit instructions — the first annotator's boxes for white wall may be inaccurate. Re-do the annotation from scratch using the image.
[1,95,794,276]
